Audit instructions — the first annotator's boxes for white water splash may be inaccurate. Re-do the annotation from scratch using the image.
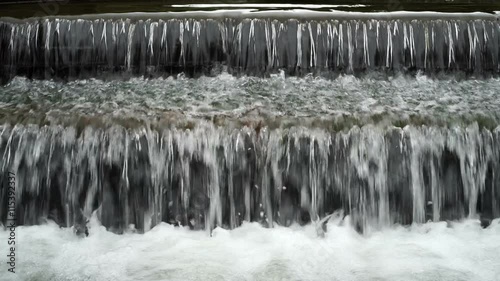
[0,217,499,281]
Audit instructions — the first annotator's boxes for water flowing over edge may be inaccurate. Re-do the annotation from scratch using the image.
[1,122,499,234]
[1,13,500,84]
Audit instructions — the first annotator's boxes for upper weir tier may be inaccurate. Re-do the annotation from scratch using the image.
[1,11,500,83]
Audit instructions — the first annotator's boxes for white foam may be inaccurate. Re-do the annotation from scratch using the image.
[1,217,499,281]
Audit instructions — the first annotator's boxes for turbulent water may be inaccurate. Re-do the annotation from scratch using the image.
[1,74,500,127]
[0,216,499,281]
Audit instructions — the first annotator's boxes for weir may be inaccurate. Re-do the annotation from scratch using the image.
[0,123,499,233]
[1,10,500,234]
[1,13,500,84]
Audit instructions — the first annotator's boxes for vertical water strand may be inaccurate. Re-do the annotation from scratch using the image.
[126,23,135,71]
[316,22,322,70]
[347,21,353,72]
[482,21,490,71]
[354,21,360,70]
[494,129,500,218]
[337,22,343,69]
[218,20,227,56]
[271,20,277,69]
[146,129,161,228]
[264,20,271,70]
[375,20,380,59]
[403,21,408,68]
[309,132,319,222]
[363,21,369,68]
[296,21,302,69]
[199,127,222,230]
[7,24,15,81]
[447,21,455,68]
[248,19,255,72]
[224,131,236,229]
[270,131,284,227]
[84,128,100,222]
[308,22,316,69]
[423,23,429,70]
[409,21,415,67]
[122,129,130,228]
[111,20,117,69]
[368,126,389,227]
[163,131,175,226]
[427,127,445,222]
[260,129,280,227]
[148,21,156,67]
[43,19,52,77]
[472,21,480,71]
[178,21,184,66]
[243,129,253,223]
[63,128,75,227]
[309,130,330,222]
[409,127,426,224]
[14,24,23,74]
[235,21,243,71]
[467,22,474,70]
[325,21,331,68]
[430,154,441,222]
[101,20,108,64]
[177,128,193,225]
[386,21,394,69]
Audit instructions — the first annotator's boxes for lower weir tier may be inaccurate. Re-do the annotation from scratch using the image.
[1,123,499,233]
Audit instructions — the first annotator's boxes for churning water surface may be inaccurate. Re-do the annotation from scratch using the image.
[0,215,499,281]
[1,73,500,128]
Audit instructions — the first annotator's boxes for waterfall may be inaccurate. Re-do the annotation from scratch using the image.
[1,15,500,84]
[1,123,499,233]
[1,11,500,234]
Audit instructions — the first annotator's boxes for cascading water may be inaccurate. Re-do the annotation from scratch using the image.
[1,122,500,233]
[1,7,500,281]
[1,13,500,84]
